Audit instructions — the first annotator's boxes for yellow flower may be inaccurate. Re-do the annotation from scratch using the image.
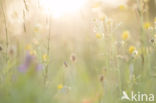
[107,19,112,25]
[96,33,103,39]
[34,24,41,33]
[143,22,151,29]
[42,54,48,61]
[92,2,101,8]
[99,14,107,21]
[99,16,106,21]
[129,46,136,54]
[122,31,129,40]
[29,50,37,56]
[119,5,126,10]
[25,44,32,50]
[57,84,63,90]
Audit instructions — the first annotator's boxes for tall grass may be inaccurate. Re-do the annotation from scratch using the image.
[0,0,156,103]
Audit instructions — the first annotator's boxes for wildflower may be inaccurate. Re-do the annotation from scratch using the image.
[99,75,104,82]
[70,54,76,62]
[129,46,136,54]
[25,44,36,56]
[122,31,129,40]
[143,22,151,29]
[64,62,68,68]
[96,33,103,39]
[33,24,41,33]
[132,50,138,57]
[150,39,155,43]
[119,5,126,10]
[106,19,113,25]
[92,2,101,8]
[99,16,105,21]
[57,84,63,90]
[29,50,37,56]
[99,14,107,21]
[25,44,32,51]
[9,46,16,55]
[18,52,43,72]
[18,53,34,72]
[42,54,48,62]
[9,48,14,55]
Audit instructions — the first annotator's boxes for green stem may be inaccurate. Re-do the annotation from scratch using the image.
[44,14,52,85]
[1,3,8,62]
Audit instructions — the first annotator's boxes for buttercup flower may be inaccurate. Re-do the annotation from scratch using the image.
[92,2,101,8]
[34,24,41,33]
[99,14,107,21]
[96,33,103,39]
[29,50,37,56]
[42,54,48,62]
[57,84,63,90]
[119,5,126,10]
[25,44,32,51]
[143,22,151,29]
[129,46,136,54]
[122,31,129,40]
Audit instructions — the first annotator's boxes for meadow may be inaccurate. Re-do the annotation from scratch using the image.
[0,0,156,103]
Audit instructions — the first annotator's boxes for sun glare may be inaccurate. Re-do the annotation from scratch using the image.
[40,0,86,18]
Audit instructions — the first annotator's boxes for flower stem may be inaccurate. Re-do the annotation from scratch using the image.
[1,3,8,62]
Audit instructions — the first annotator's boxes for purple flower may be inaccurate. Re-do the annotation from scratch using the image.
[18,52,44,73]
[18,52,34,72]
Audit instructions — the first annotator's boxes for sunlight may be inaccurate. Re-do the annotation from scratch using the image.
[40,0,86,18]
[102,0,127,7]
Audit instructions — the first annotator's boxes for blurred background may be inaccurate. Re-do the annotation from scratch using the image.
[0,0,156,103]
